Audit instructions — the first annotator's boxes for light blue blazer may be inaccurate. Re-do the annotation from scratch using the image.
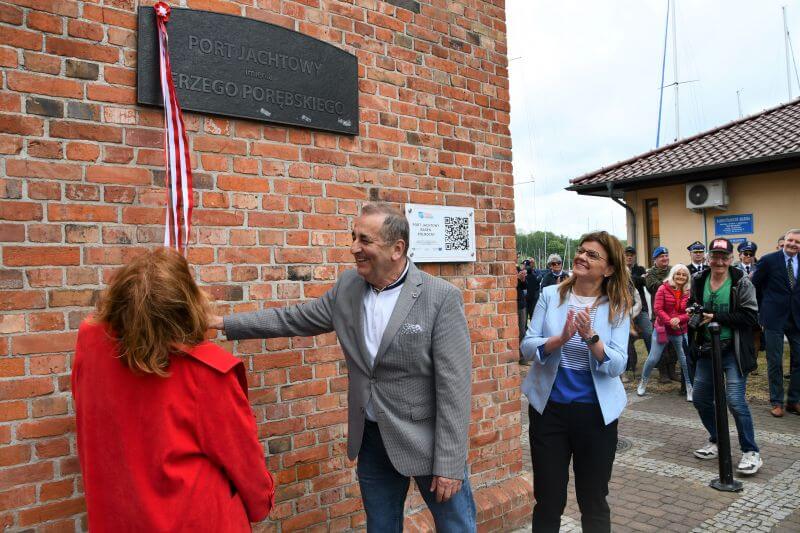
[520,285,630,425]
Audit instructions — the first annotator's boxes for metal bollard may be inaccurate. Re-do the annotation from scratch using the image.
[708,322,743,492]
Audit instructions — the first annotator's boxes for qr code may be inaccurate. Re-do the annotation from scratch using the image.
[444,216,469,250]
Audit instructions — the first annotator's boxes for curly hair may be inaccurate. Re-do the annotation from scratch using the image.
[94,248,210,376]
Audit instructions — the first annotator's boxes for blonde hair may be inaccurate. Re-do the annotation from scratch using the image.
[558,231,633,321]
[665,264,691,290]
[95,248,210,376]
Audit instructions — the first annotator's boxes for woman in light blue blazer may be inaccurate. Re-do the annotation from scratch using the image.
[520,231,632,533]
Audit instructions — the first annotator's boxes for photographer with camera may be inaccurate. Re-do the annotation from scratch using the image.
[687,238,762,475]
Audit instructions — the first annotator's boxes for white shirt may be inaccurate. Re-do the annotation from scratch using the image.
[362,261,409,421]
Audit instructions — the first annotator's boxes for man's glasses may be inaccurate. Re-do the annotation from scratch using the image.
[575,247,606,262]
[742,252,754,257]
[550,261,562,266]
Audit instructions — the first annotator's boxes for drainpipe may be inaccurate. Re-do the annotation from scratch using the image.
[607,183,637,250]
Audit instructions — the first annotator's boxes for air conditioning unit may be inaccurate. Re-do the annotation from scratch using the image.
[685,180,728,210]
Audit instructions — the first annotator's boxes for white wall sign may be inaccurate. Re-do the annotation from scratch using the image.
[405,203,476,263]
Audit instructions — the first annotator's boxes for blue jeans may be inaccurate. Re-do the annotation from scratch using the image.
[640,330,689,384]
[356,421,476,533]
[633,311,653,352]
[692,349,759,453]
[764,323,800,406]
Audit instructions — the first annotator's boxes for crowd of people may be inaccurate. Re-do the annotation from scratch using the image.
[516,228,799,529]
[71,202,798,531]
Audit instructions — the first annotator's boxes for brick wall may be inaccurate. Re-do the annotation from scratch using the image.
[0,0,528,530]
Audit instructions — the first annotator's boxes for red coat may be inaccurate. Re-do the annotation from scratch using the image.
[654,281,690,335]
[72,320,274,532]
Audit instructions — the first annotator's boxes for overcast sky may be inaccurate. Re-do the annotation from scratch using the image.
[508,0,800,238]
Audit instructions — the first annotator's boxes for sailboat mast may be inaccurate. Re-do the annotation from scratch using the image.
[784,6,793,99]
[672,0,680,141]
[655,0,670,147]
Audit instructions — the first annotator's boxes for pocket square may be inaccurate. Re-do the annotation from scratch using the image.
[399,323,423,335]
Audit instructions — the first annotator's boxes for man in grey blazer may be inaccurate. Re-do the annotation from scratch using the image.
[210,203,475,532]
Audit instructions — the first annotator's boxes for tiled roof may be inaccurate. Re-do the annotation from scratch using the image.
[569,98,800,190]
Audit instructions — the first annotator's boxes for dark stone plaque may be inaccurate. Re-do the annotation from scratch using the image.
[137,7,359,135]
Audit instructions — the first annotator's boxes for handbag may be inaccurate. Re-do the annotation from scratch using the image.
[655,321,668,344]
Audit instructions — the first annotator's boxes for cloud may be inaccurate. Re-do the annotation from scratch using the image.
[509,0,800,237]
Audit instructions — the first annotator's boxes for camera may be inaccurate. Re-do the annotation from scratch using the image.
[687,302,709,330]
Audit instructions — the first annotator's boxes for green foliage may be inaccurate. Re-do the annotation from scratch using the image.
[516,231,627,269]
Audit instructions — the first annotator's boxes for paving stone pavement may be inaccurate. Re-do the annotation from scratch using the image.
[513,389,800,532]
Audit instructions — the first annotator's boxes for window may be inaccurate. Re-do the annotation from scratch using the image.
[644,199,660,264]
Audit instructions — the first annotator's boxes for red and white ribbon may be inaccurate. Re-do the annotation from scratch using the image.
[155,2,193,252]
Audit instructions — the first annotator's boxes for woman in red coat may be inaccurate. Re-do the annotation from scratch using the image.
[637,264,692,400]
[73,248,275,532]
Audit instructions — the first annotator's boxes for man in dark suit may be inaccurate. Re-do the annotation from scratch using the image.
[210,203,476,531]
[687,241,708,276]
[523,258,541,322]
[752,229,800,417]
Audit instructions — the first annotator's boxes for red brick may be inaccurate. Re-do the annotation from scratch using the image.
[28,181,61,200]
[86,166,150,185]
[48,204,117,222]
[48,289,97,307]
[0,486,35,512]
[248,213,299,228]
[0,401,27,422]
[0,113,44,135]
[6,72,83,98]
[0,201,42,221]
[0,26,42,50]
[65,142,99,161]
[12,0,80,18]
[28,224,62,243]
[30,312,65,331]
[18,498,86,527]
[46,36,118,63]
[6,160,81,181]
[193,136,247,154]
[17,417,74,439]
[217,174,269,192]
[120,207,163,225]
[0,290,46,310]
[0,46,18,68]
[0,358,25,377]
[83,5,136,29]
[3,247,80,267]
[27,140,63,159]
[50,121,122,142]
[87,84,135,104]
[27,11,62,34]
[0,4,23,25]
[0,377,54,400]
[22,51,60,74]
[35,438,70,459]
[39,479,73,502]
[67,19,103,41]
[0,134,23,155]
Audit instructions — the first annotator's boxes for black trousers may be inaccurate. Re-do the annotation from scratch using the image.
[529,402,617,533]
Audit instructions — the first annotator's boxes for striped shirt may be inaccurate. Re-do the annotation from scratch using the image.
[550,292,600,404]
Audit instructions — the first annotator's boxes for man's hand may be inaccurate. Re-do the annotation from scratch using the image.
[701,313,714,326]
[430,476,462,503]
[517,270,527,283]
[207,314,225,331]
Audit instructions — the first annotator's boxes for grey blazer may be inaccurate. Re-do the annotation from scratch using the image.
[223,261,472,480]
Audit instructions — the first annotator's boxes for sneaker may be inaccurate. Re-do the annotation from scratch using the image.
[736,451,762,475]
[636,378,647,397]
[694,442,718,460]
[686,383,693,402]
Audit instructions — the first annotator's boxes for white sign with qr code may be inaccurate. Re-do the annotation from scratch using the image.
[404,204,476,263]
